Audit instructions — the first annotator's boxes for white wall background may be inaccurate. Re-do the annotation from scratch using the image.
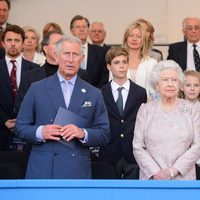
[8,0,200,58]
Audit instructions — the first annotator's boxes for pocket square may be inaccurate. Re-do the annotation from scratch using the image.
[81,101,92,107]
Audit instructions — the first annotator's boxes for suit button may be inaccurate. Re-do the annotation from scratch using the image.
[120,134,124,138]
[50,119,54,122]
[121,119,124,123]
[72,153,76,157]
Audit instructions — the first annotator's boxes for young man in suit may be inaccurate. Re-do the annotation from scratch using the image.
[0,25,39,151]
[167,17,200,72]
[70,15,109,88]
[99,46,147,179]
[15,35,110,179]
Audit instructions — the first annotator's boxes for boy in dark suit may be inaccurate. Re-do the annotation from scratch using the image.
[99,46,147,179]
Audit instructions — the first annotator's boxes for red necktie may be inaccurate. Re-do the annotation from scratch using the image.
[10,60,17,103]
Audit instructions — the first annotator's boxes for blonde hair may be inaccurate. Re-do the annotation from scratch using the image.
[135,18,154,50]
[23,26,40,52]
[181,70,200,100]
[122,21,149,58]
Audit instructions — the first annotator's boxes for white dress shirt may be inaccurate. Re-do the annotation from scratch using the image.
[5,55,22,88]
[110,79,130,110]
[187,41,200,70]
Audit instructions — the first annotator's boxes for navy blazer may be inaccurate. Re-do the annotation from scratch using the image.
[16,74,110,179]
[0,58,39,142]
[99,80,147,165]
[85,43,108,88]
[167,41,187,71]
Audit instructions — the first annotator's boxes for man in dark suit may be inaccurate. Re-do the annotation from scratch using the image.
[15,35,110,179]
[167,17,200,72]
[0,0,12,58]
[99,46,147,179]
[70,15,108,88]
[0,25,39,151]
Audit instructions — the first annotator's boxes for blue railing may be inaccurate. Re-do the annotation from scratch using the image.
[0,180,200,200]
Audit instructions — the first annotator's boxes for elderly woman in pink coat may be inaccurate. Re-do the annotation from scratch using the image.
[133,60,200,180]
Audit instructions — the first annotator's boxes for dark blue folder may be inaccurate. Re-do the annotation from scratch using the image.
[53,107,88,147]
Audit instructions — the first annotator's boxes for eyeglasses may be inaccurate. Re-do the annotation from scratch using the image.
[185,26,200,31]
[91,30,104,34]
[73,25,88,30]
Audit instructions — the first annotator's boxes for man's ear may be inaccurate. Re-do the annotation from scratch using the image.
[43,45,47,55]
[107,64,111,71]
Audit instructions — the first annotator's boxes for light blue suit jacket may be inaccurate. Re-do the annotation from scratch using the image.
[16,74,110,179]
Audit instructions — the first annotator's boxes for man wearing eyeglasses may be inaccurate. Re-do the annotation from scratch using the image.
[167,17,200,72]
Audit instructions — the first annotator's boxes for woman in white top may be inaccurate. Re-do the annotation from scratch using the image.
[22,26,46,66]
[122,21,157,100]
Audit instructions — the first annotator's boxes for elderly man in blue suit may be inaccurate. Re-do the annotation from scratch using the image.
[16,35,110,179]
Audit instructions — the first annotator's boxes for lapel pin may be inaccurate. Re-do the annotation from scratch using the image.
[81,88,86,93]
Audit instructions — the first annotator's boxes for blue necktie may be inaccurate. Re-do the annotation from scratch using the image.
[193,44,200,72]
[116,87,123,115]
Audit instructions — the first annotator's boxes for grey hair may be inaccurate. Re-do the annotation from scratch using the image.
[149,60,184,90]
[182,16,200,29]
[55,35,83,56]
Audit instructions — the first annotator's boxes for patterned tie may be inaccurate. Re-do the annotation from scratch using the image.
[10,60,18,103]
[116,87,123,115]
[193,44,200,72]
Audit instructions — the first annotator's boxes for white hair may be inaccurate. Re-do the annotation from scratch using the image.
[182,16,200,29]
[55,35,83,55]
[149,60,184,90]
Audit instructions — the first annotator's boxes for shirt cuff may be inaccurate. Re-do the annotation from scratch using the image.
[36,125,45,142]
[79,128,88,143]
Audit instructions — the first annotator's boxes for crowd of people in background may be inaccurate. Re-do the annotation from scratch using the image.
[0,0,200,180]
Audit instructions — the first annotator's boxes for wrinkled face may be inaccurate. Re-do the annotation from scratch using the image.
[2,31,23,58]
[70,19,89,44]
[56,40,83,80]
[182,75,200,102]
[126,28,142,50]
[107,55,128,81]
[89,23,106,45]
[183,18,200,44]
[23,31,38,51]
[0,1,9,25]
[156,69,180,99]
[43,33,63,62]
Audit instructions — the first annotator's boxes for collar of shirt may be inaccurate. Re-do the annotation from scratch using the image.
[187,41,200,70]
[82,42,88,67]
[187,41,200,49]
[1,23,6,30]
[6,55,22,87]
[111,79,130,103]
[57,71,77,92]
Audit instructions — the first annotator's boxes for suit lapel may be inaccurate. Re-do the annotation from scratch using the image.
[0,59,13,103]
[180,42,187,70]
[68,77,89,113]
[123,81,137,115]
[103,83,120,116]
[45,74,66,110]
